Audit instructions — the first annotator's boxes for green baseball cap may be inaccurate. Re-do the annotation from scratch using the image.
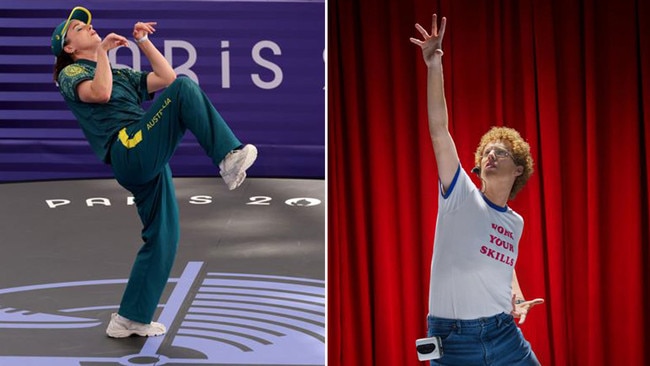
[51,6,92,57]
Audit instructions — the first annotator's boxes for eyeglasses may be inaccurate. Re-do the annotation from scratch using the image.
[481,147,513,160]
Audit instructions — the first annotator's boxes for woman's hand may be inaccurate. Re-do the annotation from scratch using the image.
[409,14,446,67]
[133,21,157,41]
[100,33,129,52]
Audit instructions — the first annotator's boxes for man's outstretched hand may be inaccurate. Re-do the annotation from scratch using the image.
[511,295,545,324]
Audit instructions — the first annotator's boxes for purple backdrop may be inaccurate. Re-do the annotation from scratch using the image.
[0,0,325,182]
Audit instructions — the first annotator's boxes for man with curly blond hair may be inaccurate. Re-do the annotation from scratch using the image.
[411,14,543,365]
[473,126,535,200]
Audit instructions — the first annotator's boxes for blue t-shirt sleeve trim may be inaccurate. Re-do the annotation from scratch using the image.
[440,164,461,199]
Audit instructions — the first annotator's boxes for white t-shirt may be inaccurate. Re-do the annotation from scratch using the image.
[428,165,523,319]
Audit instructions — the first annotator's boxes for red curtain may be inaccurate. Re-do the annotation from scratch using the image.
[328,0,650,365]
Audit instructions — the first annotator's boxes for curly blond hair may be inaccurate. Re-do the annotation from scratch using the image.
[473,126,534,200]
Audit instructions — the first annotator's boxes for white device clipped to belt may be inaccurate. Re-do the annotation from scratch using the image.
[416,336,443,361]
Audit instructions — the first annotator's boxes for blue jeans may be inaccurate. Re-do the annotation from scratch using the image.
[427,313,540,366]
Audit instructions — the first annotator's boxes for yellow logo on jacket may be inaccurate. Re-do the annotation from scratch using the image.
[118,128,142,148]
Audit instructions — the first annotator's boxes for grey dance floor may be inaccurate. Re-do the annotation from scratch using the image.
[0,178,325,366]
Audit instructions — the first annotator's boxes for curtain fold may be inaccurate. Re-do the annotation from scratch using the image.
[328,0,650,365]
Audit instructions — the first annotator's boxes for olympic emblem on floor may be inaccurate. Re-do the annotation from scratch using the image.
[0,261,325,366]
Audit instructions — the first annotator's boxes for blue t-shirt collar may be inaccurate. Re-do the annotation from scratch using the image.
[481,193,508,212]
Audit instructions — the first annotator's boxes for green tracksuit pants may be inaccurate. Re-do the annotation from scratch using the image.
[109,77,241,324]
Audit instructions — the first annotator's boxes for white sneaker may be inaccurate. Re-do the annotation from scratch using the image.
[219,144,258,190]
[106,313,166,338]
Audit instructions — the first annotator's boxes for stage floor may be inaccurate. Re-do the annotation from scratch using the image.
[0,177,325,366]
